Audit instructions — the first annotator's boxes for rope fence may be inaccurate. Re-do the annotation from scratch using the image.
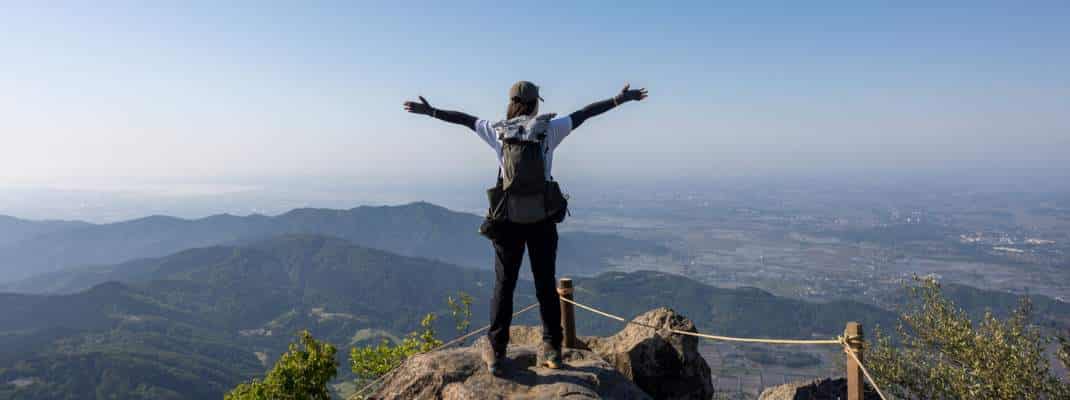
[352,278,892,400]
[558,296,842,345]
[558,289,890,400]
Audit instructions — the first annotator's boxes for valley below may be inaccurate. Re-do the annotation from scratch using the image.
[2,189,1068,399]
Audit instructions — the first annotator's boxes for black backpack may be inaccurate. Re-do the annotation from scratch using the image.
[480,114,568,237]
[497,114,552,195]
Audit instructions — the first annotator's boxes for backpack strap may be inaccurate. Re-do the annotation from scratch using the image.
[488,166,507,221]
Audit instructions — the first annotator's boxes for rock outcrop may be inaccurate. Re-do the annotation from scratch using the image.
[759,377,880,400]
[370,308,713,400]
[370,338,651,399]
[586,308,715,400]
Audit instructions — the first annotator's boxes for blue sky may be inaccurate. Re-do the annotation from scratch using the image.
[2,1,1069,189]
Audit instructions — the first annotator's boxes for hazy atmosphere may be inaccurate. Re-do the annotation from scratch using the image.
[3,3,1070,400]
[4,3,1069,219]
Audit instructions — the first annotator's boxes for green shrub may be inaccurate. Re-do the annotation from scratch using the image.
[350,313,443,382]
[225,330,337,400]
[868,277,1070,399]
[447,291,474,335]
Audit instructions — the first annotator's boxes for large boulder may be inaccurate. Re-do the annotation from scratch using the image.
[370,337,651,399]
[759,377,880,400]
[370,308,715,400]
[584,308,715,400]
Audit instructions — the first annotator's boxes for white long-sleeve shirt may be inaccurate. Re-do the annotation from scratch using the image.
[472,116,573,179]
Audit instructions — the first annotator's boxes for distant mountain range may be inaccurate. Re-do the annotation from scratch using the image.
[2,203,1064,399]
[0,234,893,399]
[0,215,90,246]
[0,202,668,285]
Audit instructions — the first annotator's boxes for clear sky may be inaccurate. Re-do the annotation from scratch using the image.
[2,1,1069,189]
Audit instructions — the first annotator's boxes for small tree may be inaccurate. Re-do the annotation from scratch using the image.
[447,291,474,335]
[226,330,338,400]
[350,313,442,383]
[868,276,1070,399]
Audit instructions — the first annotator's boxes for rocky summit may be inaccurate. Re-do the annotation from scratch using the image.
[370,308,715,400]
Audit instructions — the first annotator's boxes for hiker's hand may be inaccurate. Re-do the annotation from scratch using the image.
[403,96,434,116]
[615,84,648,103]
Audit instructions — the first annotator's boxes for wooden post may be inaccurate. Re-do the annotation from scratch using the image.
[557,278,577,349]
[845,322,865,400]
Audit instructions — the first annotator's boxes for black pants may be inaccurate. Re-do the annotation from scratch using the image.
[487,220,562,355]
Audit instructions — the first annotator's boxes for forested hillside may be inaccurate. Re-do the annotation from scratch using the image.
[572,271,897,338]
[0,235,888,399]
[0,235,503,399]
[0,202,667,286]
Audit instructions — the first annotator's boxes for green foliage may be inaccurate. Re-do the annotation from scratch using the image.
[348,339,410,384]
[447,291,474,335]
[225,331,338,400]
[414,313,443,351]
[868,276,1070,399]
[349,313,443,383]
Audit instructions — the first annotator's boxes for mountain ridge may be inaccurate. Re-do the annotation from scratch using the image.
[0,201,667,285]
[0,215,91,246]
[0,234,894,399]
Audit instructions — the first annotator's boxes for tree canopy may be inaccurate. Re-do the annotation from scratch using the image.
[869,277,1070,399]
[225,331,337,400]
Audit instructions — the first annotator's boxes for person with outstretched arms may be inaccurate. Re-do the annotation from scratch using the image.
[404,81,648,375]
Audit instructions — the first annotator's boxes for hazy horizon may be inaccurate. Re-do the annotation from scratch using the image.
[3,2,1070,221]
[4,4,1069,182]
[3,169,1069,223]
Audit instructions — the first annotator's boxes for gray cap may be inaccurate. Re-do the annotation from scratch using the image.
[509,80,544,102]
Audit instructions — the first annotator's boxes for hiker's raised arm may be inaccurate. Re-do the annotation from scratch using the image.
[404,96,478,131]
[568,84,648,129]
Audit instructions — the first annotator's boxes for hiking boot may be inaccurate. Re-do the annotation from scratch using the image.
[482,341,505,376]
[541,342,562,369]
